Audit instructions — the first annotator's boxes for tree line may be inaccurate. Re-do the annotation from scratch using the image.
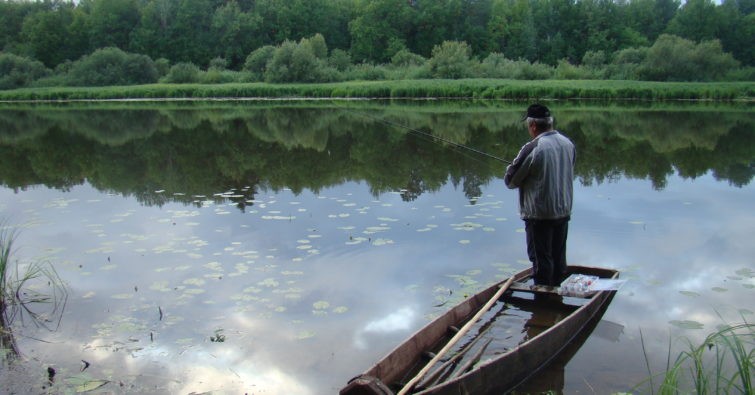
[0,0,753,90]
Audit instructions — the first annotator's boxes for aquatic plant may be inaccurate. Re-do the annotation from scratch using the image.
[0,221,17,314]
[0,221,20,361]
[0,221,67,359]
[639,321,754,394]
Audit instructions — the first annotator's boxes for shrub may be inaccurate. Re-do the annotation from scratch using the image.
[428,41,476,79]
[0,52,51,90]
[306,33,328,60]
[344,63,388,80]
[65,47,158,86]
[155,58,171,77]
[264,36,338,83]
[391,49,426,68]
[244,45,276,81]
[209,57,228,71]
[724,66,755,82]
[328,49,352,72]
[607,47,647,80]
[163,62,202,83]
[200,69,240,84]
[555,59,592,80]
[638,35,740,81]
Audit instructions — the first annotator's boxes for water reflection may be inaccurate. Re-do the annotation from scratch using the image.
[0,101,753,394]
[0,102,752,204]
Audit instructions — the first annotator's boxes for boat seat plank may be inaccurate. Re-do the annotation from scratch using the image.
[508,282,560,294]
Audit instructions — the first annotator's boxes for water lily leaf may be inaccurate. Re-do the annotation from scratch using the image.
[75,380,110,394]
[679,291,700,297]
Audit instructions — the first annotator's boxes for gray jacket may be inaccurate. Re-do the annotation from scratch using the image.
[504,131,575,220]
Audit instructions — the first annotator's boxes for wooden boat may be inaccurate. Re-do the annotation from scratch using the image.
[340,265,620,395]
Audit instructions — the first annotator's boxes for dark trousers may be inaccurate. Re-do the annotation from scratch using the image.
[525,217,569,286]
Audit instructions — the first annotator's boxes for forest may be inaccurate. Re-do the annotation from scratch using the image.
[0,0,753,90]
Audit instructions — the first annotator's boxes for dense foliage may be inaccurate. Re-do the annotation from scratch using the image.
[0,0,753,89]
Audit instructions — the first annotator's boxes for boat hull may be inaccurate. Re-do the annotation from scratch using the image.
[341,265,619,395]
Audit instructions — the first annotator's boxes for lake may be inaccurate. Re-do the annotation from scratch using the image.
[1,100,753,394]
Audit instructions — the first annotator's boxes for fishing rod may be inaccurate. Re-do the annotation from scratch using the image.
[341,107,511,165]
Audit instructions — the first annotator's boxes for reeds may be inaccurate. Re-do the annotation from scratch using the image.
[0,221,17,312]
[0,80,752,101]
[1,221,67,362]
[639,321,754,394]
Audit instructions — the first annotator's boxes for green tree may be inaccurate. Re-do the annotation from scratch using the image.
[715,0,755,66]
[170,0,216,65]
[428,41,475,79]
[410,0,462,57]
[19,6,76,67]
[86,0,140,51]
[349,0,414,63]
[306,33,329,60]
[255,0,352,50]
[624,0,680,42]
[265,37,337,82]
[666,0,720,42]
[211,0,262,68]
[243,45,276,80]
[607,46,647,79]
[0,1,47,54]
[487,0,536,60]
[265,39,319,83]
[530,0,582,64]
[458,0,494,56]
[329,48,353,71]
[130,0,175,61]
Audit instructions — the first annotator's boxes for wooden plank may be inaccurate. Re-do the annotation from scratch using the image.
[508,282,561,294]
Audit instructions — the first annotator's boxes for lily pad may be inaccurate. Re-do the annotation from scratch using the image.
[75,380,110,393]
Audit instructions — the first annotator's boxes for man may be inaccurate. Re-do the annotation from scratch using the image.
[504,104,575,286]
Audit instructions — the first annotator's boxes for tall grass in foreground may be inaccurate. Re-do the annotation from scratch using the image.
[1,221,67,363]
[0,221,17,312]
[639,322,754,394]
[0,221,19,361]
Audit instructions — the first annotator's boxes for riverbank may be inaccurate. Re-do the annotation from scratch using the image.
[1,79,753,101]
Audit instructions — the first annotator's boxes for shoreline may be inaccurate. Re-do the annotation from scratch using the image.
[0,79,752,102]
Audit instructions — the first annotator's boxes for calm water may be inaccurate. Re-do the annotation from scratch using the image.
[0,101,753,394]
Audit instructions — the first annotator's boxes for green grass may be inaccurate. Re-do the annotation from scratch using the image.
[639,322,754,394]
[0,221,16,311]
[0,222,67,334]
[0,79,752,101]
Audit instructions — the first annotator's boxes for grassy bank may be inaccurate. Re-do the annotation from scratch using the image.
[0,79,753,101]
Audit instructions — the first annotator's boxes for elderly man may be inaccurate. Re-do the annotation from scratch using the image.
[505,104,576,286]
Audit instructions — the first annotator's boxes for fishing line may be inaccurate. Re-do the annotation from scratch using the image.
[339,107,511,165]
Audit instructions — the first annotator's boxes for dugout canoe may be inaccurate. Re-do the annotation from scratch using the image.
[340,265,620,395]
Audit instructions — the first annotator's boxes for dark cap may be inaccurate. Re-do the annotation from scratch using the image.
[521,104,551,120]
